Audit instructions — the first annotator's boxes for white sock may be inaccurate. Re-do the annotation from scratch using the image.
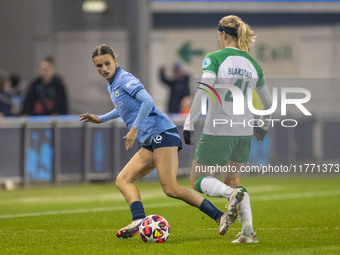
[237,192,254,236]
[200,176,234,199]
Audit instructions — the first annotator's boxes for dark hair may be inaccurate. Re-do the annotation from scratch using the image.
[43,56,55,65]
[10,74,21,88]
[92,44,115,60]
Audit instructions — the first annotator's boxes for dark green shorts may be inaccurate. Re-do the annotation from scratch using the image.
[194,134,252,165]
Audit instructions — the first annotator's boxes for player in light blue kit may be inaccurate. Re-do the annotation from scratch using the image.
[80,44,243,239]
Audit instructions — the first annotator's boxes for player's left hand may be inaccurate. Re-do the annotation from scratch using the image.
[79,113,101,124]
[254,124,267,141]
[183,130,194,145]
[124,126,138,150]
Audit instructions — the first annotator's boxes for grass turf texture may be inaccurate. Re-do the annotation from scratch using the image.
[0,178,339,255]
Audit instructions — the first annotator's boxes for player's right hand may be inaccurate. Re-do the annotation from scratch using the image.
[123,126,138,151]
[183,130,194,145]
[79,113,101,124]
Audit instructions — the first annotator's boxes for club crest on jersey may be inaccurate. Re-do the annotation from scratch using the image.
[202,58,211,68]
[154,135,163,144]
[115,90,119,97]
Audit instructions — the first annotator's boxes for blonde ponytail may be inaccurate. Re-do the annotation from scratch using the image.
[219,15,255,53]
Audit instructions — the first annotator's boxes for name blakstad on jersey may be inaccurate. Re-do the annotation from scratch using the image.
[228,67,252,78]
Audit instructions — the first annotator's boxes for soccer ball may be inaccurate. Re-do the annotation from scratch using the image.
[139,215,170,243]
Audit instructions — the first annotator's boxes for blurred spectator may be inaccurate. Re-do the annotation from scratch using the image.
[0,76,12,117]
[8,73,26,116]
[179,96,191,115]
[22,57,68,116]
[159,63,190,114]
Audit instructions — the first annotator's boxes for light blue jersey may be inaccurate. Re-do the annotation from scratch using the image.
[106,67,176,145]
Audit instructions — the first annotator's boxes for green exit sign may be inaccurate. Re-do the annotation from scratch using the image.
[256,43,293,62]
[178,41,205,63]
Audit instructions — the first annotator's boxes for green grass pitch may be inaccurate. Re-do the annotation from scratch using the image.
[0,178,339,255]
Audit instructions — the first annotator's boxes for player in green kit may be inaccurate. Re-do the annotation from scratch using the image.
[183,15,273,243]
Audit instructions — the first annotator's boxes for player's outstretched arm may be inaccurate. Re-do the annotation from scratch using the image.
[183,72,216,145]
[79,113,101,124]
[80,108,120,124]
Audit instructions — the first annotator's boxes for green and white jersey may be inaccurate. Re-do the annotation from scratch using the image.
[201,47,265,136]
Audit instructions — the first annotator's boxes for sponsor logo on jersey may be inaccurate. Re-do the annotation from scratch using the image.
[125,79,139,88]
[154,135,163,144]
[115,90,119,97]
[202,58,211,68]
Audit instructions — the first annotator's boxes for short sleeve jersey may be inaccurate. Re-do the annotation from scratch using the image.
[201,47,265,136]
[107,67,175,145]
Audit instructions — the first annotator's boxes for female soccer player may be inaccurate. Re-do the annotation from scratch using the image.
[80,44,243,239]
[183,15,273,243]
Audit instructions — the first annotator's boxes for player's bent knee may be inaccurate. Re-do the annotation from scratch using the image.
[223,178,240,188]
[190,177,198,190]
[162,188,177,198]
[223,179,231,186]
[115,176,122,189]
[161,184,179,198]
[115,174,127,190]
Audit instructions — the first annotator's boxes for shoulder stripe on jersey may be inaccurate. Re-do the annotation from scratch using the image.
[202,70,217,76]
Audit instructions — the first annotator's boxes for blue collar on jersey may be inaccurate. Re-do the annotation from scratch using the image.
[109,67,121,85]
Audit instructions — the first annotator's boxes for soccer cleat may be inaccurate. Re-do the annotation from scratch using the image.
[218,188,244,235]
[225,188,244,227]
[231,232,258,243]
[116,218,143,239]
[217,213,228,235]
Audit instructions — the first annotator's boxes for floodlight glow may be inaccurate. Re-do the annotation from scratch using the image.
[82,0,107,14]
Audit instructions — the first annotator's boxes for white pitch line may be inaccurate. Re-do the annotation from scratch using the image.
[251,190,340,201]
[202,227,340,231]
[1,226,338,233]
[0,190,339,219]
[1,227,338,233]
[4,190,168,204]
[0,229,115,232]
[0,202,184,219]
[0,185,282,205]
